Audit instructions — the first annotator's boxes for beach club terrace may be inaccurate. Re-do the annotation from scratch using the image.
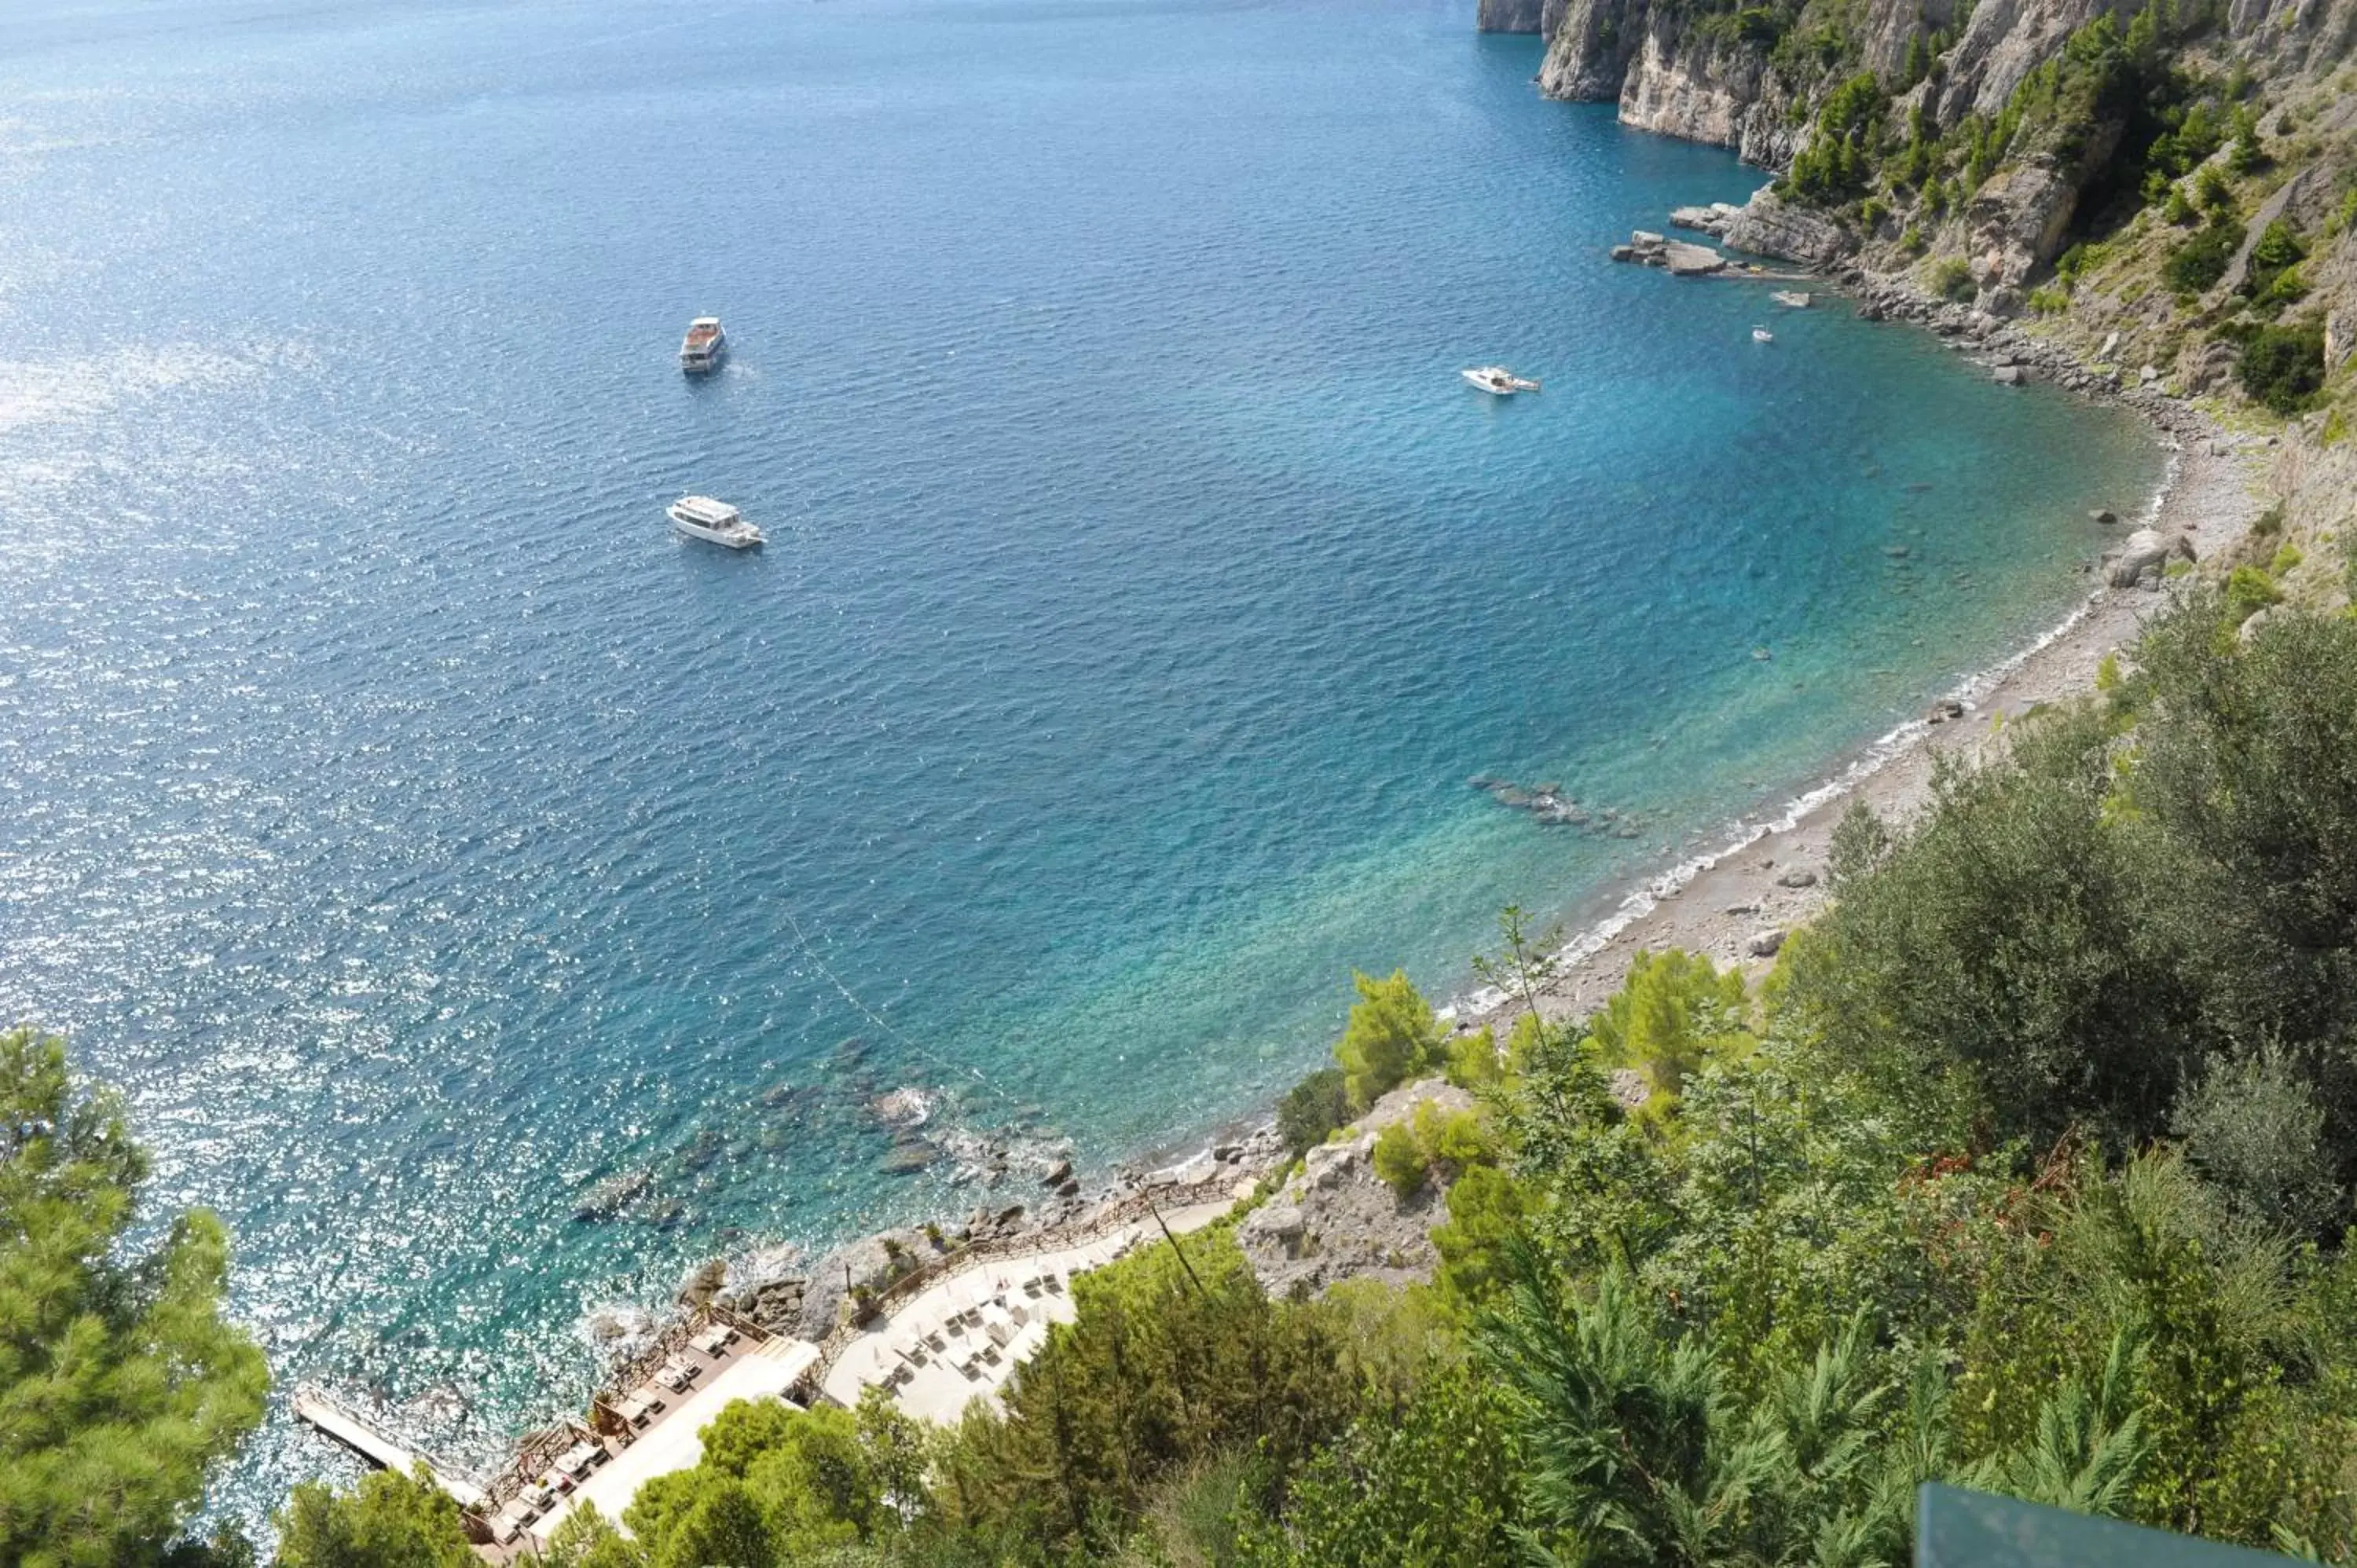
[297,1196,1241,1559]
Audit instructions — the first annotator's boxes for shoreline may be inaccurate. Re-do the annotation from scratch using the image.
[387,249,2271,1509]
[1448,279,2265,1031]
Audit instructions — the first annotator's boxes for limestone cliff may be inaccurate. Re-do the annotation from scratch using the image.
[1478,0,1546,35]
[1615,15,1809,167]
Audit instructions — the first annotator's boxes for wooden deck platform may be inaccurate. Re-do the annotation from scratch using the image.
[292,1384,489,1511]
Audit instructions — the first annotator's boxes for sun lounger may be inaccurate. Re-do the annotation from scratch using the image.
[984,1318,1013,1348]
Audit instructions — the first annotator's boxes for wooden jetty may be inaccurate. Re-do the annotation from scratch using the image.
[291,1384,489,1511]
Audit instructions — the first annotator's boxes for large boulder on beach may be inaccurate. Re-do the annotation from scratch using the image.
[2106,528,2194,588]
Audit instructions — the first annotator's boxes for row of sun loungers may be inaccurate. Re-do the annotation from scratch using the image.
[485,1437,612,1544]
[620,1323,742,1416]
[852,1237,1157,1405]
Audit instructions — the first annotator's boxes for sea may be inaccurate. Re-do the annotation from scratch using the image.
[0,0,2162,1522]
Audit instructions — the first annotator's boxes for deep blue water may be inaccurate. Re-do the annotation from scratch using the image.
[0,0,2160,1516]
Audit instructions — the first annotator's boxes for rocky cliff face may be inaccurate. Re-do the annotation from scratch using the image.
[1477,0,1546,34]
[1616,16,1809,166]
[1536,0,1811,160]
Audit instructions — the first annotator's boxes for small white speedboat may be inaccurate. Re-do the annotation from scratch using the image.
[667,495,764,549]
[1462,365,1541,394]
[1751,327,1775,343]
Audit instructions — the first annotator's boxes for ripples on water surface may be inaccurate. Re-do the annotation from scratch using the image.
[0,0,2161,1515]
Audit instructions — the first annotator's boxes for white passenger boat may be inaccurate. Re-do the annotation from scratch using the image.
[667,496,764,549]
[1461,365,1541,394]
[680,317,727,374]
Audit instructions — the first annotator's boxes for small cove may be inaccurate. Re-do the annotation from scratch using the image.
[0,0,2164,1516]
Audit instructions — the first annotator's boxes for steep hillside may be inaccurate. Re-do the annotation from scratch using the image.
[1503,0,2357,551]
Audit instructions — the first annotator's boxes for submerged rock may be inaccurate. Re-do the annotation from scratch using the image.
[574,1169,652,1222]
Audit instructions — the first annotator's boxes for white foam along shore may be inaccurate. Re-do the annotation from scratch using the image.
[1446,391,2262,1034]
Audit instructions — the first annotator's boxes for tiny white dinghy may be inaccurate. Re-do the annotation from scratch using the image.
[668,496,764,549]
[1461,365,1541,394]
[1751,326,1775,343]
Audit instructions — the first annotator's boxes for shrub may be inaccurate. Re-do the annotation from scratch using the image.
[2235,324,2326,413]
[2164,187,2196,224]
[2252,502,2286,538]
[2163,218,2238,294]
[2029,286,2072,315]
[1899,225,1927,255]
[2272,543,2304,576]
[1444,1027,1504,1092]
[2172,1046,2341,1235]
[2227,106,2264,174]
[1411,1101,1495,1172]
[1591,948,1750,1098]
[1277,1068,1350,1157]
[2196,163,2234,214]
[2325,407,2349,447]
[1334,969,1445,1110]
[2224,564,2282,624]
[1372,1121,1427,1196]
[1928,256,1977,302]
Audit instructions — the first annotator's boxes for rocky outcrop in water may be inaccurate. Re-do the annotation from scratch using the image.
[1722,191,1853,266]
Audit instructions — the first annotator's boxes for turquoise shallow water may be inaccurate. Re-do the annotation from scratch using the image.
[0,0,2160,1516]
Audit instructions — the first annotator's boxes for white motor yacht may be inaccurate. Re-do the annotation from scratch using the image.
[668,496,764,549]
[1461,365,1541,394]
[680,317,727,374]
